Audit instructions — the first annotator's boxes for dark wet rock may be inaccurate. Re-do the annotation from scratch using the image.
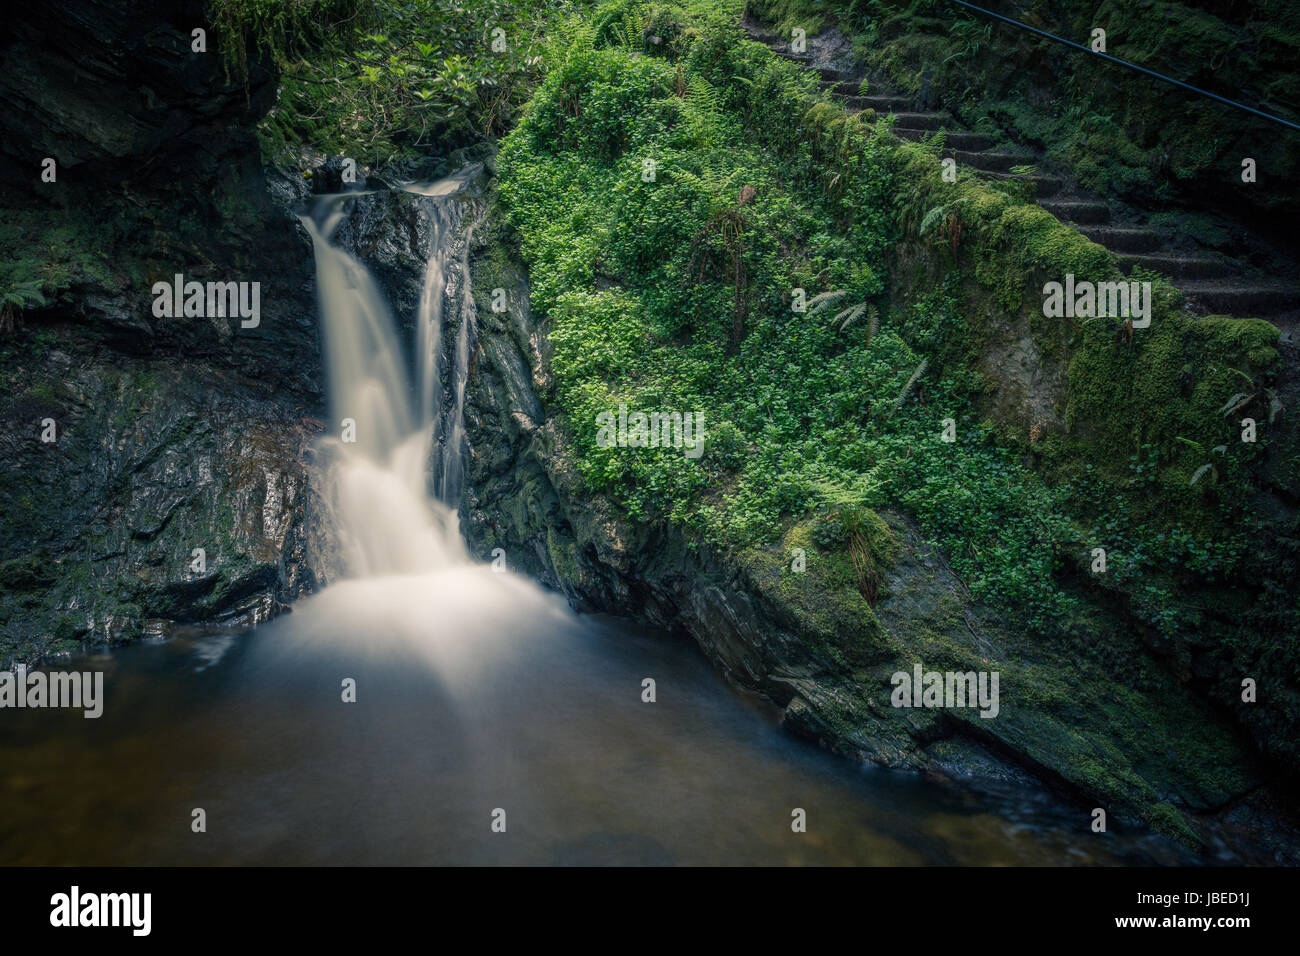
[304,156,392,196]
[0,349,332,660]
[0,0,328,660]
[328,189,434,326]
[308,156,363,195]
[0,0,322,396]
[0,0,276,182]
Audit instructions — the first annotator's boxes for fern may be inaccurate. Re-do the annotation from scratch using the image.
[833,303,867,330]
[607,9,644,49]
[892,359,929,413]
[0,279,47,333]
[683,73,725,146]
[837,303,878,344]
[806,289,849,316]
[562,18,597,60]
[919,202,952,237]
[3,280,47,309]
[1218,392,1252,417]
[808,477,872,508]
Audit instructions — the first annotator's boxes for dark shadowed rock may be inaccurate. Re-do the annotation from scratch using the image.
[0,0,328,659]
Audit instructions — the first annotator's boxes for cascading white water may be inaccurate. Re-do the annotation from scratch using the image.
[290,167,572,675]
[408,168,482,502]
[299,168,484,577]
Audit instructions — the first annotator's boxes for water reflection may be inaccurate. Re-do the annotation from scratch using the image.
[0,572,1193,866]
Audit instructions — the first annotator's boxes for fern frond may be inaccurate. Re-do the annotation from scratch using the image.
[892,359,929,412]
[806,289,849,316]
[682,73,725,146]
[919,203,949,236]
[833,303,867,330]
[1217,392,1251,416]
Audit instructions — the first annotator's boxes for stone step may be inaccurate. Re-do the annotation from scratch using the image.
[947,149,1035,173]
[1040,200,1111,224]
[890,111,953,130]
[820,77,864,96]
[1177,281,1298,318]
[815,65,858,83]
[773,53,855,84]
[894,127,998,150]
[1076,225,1165,253]
[769,49,814,65]
[744,16,1300,328]
[982,170,1065,197]
[838,93,913,112]
[1119,253,1235,280]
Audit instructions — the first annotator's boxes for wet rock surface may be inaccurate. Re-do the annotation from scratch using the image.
[0,354,328,656]
[0,0,326,660]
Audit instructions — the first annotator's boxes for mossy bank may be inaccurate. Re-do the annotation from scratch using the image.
[460,1,1297,854]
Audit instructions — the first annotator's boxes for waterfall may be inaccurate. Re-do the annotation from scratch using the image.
[408,169,482,503]
[299,167,483,577]
[263,164,571,678]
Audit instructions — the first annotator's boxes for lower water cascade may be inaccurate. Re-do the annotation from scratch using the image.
[0,173,1204,866]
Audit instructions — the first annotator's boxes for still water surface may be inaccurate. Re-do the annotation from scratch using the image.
[0,568,1192,866]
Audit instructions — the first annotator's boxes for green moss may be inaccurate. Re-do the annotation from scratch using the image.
[742,521,893,664]
[891,142,1115,315]
[484,0,1297,839]
[0,209,126,307]
[0,551,57,591]
[24,383,57,404]
[546,526,580,585]
[1064,312,1279,490]
[133,370,161,394]
[1147,801,1200,846]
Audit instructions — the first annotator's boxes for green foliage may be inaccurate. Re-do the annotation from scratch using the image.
[499,0,1296,669]
[0,206,129,329]
[0,280,48,332]
[248,0,572,166]
[499,7,1093,631]
[885,107,1293,659]
[208,0,366,78]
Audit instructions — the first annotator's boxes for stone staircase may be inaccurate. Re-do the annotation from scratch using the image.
[741,19,1300,336]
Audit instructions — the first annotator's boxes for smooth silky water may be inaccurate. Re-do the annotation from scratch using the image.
[0,172,1196,866]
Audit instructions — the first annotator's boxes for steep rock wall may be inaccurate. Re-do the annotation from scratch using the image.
[0,0,327,659]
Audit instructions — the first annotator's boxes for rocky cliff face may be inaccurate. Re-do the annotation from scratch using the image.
[0,0,326,660]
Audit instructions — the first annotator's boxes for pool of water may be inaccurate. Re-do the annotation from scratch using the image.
[0,567,1193,866]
